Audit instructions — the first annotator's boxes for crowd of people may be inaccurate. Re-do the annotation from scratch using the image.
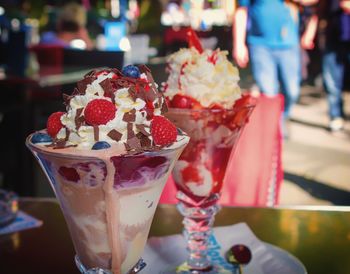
[232,0,349,133]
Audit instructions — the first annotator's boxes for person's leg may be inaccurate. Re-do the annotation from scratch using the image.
[276,46,301,119]
[249,45,279,96]
[322,50,344,120]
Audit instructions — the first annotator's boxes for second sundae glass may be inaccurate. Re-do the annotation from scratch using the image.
[166,97,255,273]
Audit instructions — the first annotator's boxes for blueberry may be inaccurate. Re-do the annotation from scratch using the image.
[121,65,140,78]
[31,133,53,144]
[92,141,111,150]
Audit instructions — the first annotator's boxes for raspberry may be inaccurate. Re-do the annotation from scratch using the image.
[150,116,177,146]
[47,112,65,138]
[84,99,116,126]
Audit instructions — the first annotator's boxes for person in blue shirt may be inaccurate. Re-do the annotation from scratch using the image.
[233,0,317,137]
[317,0,350,131]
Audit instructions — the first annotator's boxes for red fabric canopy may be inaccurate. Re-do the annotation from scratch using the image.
[160,94,284,207]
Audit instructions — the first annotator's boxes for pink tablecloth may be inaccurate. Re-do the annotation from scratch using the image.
[159,94,284,207]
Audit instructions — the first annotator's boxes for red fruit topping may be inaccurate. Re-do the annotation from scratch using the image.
[233,94,257,109]
[151,116,177,146]
[171,94,201,109]
[58,167,80,182]
[209,103,224,110]
[84,99,116,126]
[187,28,203,53]
[182,165,202,183]
[178,61,189,90]
[207,51,218,64]
[47,112,65,138]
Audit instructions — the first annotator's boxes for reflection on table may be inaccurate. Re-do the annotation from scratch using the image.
[0,199,349,274]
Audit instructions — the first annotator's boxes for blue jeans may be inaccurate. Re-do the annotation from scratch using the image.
[249,45,301,118]
[322,49,350,119]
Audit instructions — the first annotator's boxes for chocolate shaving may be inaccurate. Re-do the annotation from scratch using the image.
[124,143,139,154]
[160,99,168,114]
[75,108,85,130]
[72,88,81,96]
[111,68,123,76]
[154,101,160,109]
[116,79,131,88]
[100,78,116,103]
[52,144,77,149]
[136,124,151,136]
[138,134,152,148]
[93,125,99,142]
[127,136,141,150]
[138,65,151,74]
[107,129,122,142]
[77,76,94,94]
[123,109,136,123]
[52,139,67,148]
[84,69,96,78]
[63,93,72,106]
[65,128,70,142]
[127,123,135,139]
[128,86,137,102]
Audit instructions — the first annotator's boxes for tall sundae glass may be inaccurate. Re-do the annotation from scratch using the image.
[26,65,189,274]
[163,30,256,273]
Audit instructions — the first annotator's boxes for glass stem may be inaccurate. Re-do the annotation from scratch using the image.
[177,201,221,271]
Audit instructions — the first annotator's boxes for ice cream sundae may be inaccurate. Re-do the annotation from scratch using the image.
[163,30,254,201]
[26,65,189,274]
[162,29,256,273]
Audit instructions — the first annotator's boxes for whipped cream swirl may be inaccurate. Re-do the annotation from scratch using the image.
[55,67,167,150]
[164,48,241,108]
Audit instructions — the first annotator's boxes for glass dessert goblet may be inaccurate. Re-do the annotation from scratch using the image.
[165,97,256,273]
[26,136,188,274]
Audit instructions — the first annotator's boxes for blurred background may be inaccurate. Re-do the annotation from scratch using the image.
[0,0,348,206]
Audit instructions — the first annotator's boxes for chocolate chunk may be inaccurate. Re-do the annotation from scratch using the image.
[75,108,85,130]
[93,125,99,142]
[139,135,152,148]
[127,136,141,150]
[160,99,168,114]
[63,93,72,106]
[116,79,131,88]
[100,78,116,104]
[107,129,122,141]
[77,76,94,94]
[154,101,160,108]
[53,139,67,148]
[64,128,70,142]
[136,124,151,136]
[111,68,123,76]
[128,86,137,101]
[123,109,136,123]
[84,69,96,78]
[127,123,135,139]
[72,88,81,96]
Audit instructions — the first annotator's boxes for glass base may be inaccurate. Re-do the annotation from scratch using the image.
[75,255,146,274]
[161,262,238,274]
